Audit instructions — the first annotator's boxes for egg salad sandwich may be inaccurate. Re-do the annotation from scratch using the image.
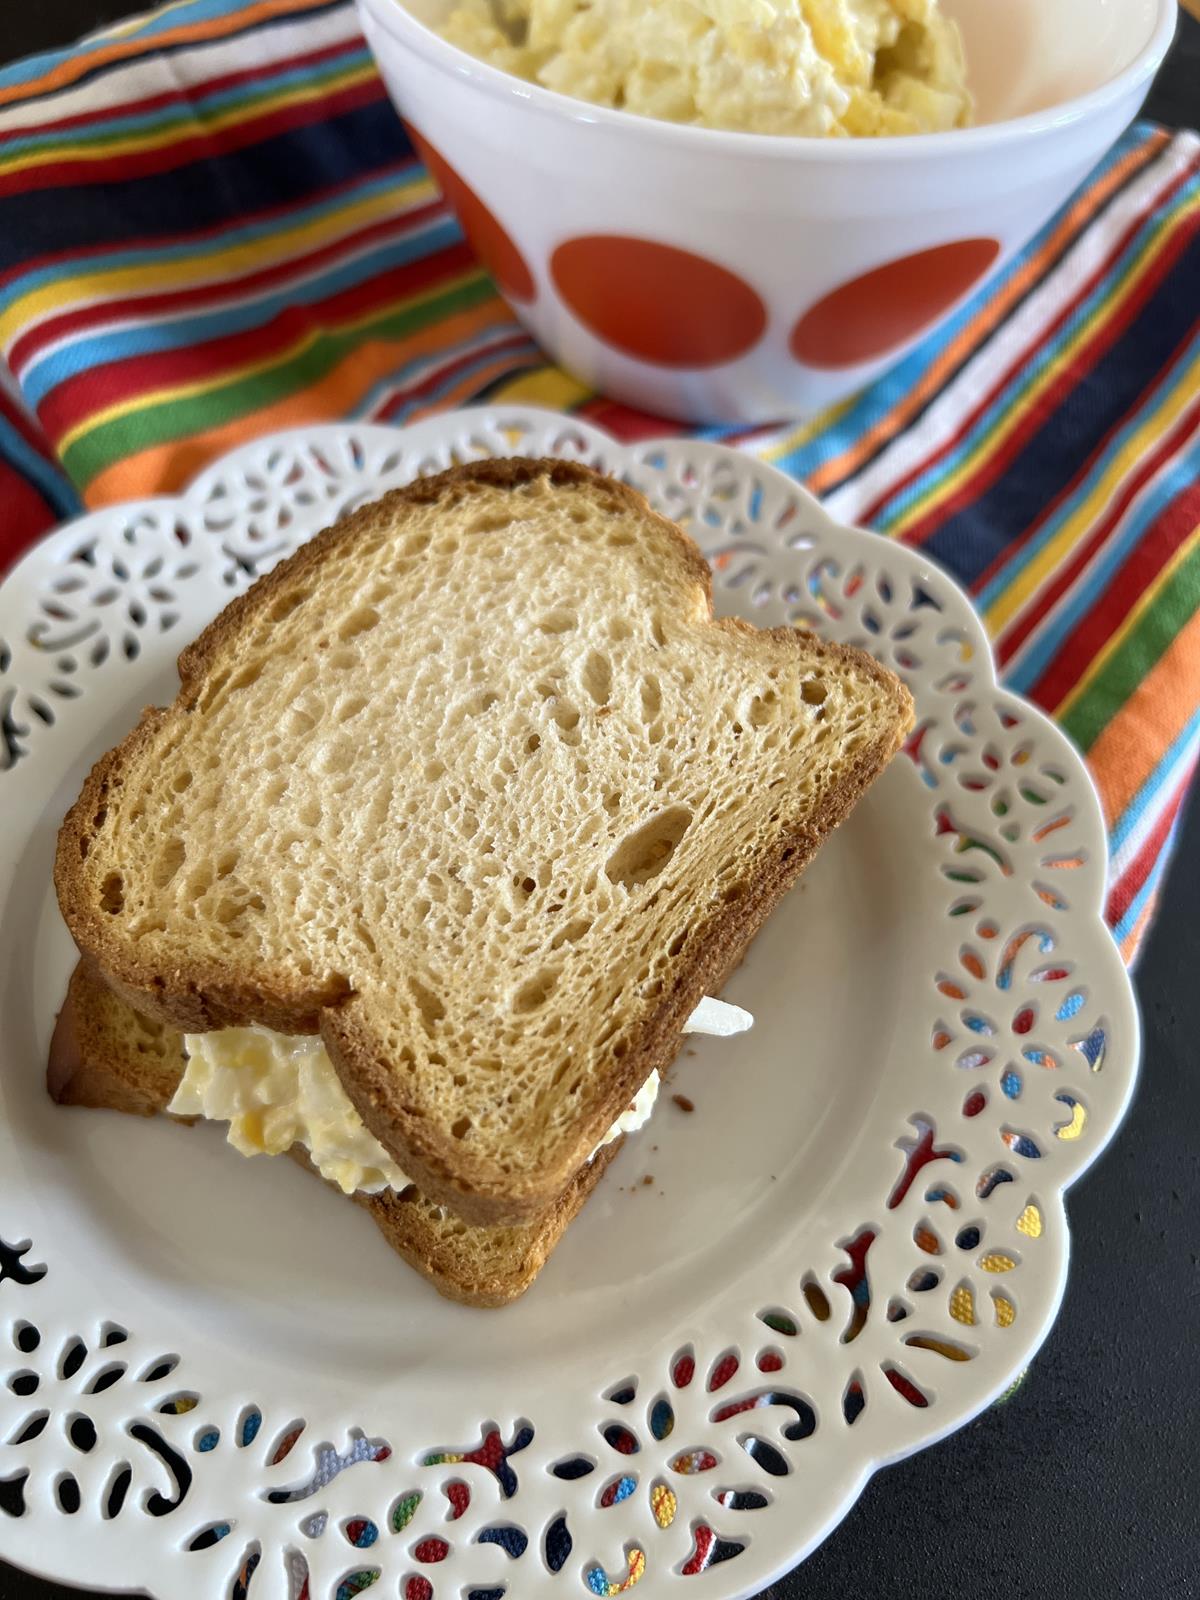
[51,457,912,1302]
[49,960,749,1304]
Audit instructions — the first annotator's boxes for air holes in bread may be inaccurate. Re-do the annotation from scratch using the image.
[513,969,559,1014]
[582,651,612,706]
[640,676,662,725]
[606,806,692,890]
[338,606,380,642]
[469,512,511,535]
[228,661,264,695]
[551,917,592,950]
[152,839,185,889]
[553,703,580,738]
[270,591,307,623]
[802,678,828,706]
[409,976,445,1030]
[100,873,124,914]
[536,610,577,635]
[749,690,779,727]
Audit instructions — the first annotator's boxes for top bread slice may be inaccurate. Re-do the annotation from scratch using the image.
[56,457,913,1225]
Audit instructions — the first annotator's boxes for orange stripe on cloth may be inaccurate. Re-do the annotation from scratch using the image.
[804,130,1169,497]
[81,300,504,505]
[1121,892,1158,964]
[0,0,338,110]
[1086,602,1200,829]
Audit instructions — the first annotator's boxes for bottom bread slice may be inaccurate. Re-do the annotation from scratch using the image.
[48,961,616,1307]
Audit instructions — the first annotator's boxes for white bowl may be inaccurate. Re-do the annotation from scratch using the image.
[356,0,1176,425]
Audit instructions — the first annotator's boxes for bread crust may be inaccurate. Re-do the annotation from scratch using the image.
[54,458,913,1225]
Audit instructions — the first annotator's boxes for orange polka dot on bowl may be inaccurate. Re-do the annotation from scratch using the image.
[790,238,1001,370]
[408,126,536,305]
[552,236,766,369]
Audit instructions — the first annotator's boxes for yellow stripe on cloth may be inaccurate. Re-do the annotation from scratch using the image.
[81,301,508,505]
[0,172,436,348]
[59,268,481,459]
[0,61,377,179]
[889,188,1200,539]
[985,345,1200,635]
[1088,605,1200,828]
[1056,522,1200,719]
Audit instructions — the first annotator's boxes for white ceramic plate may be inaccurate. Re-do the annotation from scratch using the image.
[0,408,1137,1600]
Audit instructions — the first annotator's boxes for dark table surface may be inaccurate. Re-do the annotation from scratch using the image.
[1,7,1198,1599]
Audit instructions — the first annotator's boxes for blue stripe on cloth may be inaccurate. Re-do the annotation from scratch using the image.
[0,411,80,517]
[1111,707,1200,855]
[1115,776,1193,952]
[0,159,418,313]
[1004,434,1200,694]
[0,100,408,276]
[977,322,1200,615]
[0,0,351,93]
[355,324,541,419]
[368,336,545,424]
[0,41,374,161]
[20,219,460,406]
[914,214,1200,589]
[871,162,1199,540]
[762,126,1157,494]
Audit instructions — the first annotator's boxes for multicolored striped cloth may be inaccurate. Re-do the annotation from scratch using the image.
[0,0,1196,963]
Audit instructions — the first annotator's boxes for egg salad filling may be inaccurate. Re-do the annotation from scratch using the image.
[169,995,753,1196]
[437,0,972,137]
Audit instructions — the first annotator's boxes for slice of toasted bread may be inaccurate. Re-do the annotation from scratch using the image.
[56,457,912,1225]
[49,963,615,1308]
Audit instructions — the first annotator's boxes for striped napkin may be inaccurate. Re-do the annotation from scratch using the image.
[0,0,1196,963]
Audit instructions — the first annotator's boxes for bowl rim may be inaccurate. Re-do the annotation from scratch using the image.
[355,0,1177,161]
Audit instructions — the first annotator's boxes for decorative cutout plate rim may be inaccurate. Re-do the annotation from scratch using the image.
[0,408,1139,1600]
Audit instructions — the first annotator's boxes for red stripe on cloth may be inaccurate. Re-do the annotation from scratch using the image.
[894,193,1200,550]
[0,73,384,199]
[1027,477,1200,712]
[0,463,57,570]
[578,396,685,442]
[997,378,1200,667]
[979,318,1200,610]
[0,33,365,144]
[1105,773,1190,926]
[372,332,535,420]
[0,381,56,458]
[8,198,445,376]
[0,0,341,112]
[0,153,421,296]
[857,152,1200,538]
[36,240,480,439]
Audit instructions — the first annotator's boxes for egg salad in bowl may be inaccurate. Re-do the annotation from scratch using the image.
[439,0,972,137]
